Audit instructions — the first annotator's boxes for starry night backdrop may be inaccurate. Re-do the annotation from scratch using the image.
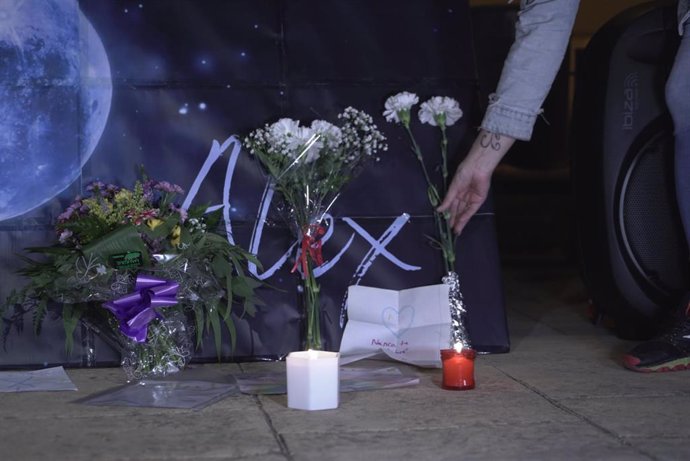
[0,0,509,367]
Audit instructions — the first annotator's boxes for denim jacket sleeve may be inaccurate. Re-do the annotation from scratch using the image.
[481,0,580,141]
[680,0,690,35]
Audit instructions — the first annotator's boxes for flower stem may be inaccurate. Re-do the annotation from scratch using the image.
[404,125,440,205]
[438,125,455,271]
[405,124,454,271]
[302,257,322,350]
[440,126,449,193]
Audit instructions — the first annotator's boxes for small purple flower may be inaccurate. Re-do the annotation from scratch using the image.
[141,179,157,202]
[104,184,120,199]
[170,204,188,222]
[57,208,73,222]
[86,181,106,194]
[155,181,184,195]
[57,199,84,222]
[143,179,157,192]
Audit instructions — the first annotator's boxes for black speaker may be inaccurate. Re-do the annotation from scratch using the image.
[572,1,688,339]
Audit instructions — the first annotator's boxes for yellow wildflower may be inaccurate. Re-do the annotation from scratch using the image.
[147,218,164,230]
[170,225,182,247]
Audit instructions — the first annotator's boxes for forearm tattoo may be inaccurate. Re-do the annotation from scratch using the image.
[479,132,502,151]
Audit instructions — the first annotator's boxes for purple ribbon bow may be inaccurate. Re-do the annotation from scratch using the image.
[103,275,179,343]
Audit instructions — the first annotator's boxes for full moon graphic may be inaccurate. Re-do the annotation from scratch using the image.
[0,0,112,221]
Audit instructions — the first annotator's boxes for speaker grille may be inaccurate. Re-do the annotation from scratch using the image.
[619,128,688,298]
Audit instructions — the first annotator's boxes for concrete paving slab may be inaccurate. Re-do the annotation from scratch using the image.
[0,403,280,461]
[559,396,690,439]
[281,421,651,461]
[629,436,690,461]
[259,377,584,435]
[482,344,690,400]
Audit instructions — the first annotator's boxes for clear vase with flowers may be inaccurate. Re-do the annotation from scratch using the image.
[245,107,387,350]
[2,173,261,380]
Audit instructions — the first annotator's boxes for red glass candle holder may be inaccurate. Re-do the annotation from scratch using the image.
[441,348,476,390]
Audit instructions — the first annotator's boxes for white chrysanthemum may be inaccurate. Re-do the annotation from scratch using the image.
[383,91,419,123]
[292,126,323,163]
[268,118,300,144]
[311,119,343,149]
[418,96,463,127]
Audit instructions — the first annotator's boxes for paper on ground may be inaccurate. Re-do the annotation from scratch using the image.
[79,380,237,409]
[0,366,78,393]
[339,284,451,368]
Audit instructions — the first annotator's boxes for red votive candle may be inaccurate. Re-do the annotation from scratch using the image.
[441,347,476,390]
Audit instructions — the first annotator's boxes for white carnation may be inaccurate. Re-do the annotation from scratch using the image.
[383,91,419,123]
[418,96,463,127]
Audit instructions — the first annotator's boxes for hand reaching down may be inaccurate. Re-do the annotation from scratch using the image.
[437,130,515,235]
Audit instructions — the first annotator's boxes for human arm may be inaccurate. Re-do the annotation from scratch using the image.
[438,130,515,234]
[439,0,580,234]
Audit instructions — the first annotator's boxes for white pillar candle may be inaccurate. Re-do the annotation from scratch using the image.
[286,350,339,411]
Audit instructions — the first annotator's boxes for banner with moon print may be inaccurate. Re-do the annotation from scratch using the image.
[0,0,509,367]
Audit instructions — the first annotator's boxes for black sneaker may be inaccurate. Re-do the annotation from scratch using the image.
[623,296,690,373]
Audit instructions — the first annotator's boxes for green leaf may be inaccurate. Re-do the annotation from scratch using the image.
[424,234,443,250]
[210,255,229,279]
[143,215,178,239]
[32,299,47,336]
[218,296,230,321]
[228,254,246,278]
[203,231,228,247]
[427,185,440,207]
[203,208,223,230]
[232,276,254,299]
[62,303,80,356]
[177,226,193,248]
[225,275,233,310]
[60,217,111,245]
[238,247,263,269]
[207,302,222,361]
[243,298,257,317]
[193,305,205,350]
[25,246,74,256]
[245,278,263,290]
[82,225,150,266]
[223,312,237,352]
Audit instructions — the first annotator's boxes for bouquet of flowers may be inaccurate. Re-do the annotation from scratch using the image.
[245,107,387,350]
[383,92,470,350]
[2,174,261,380]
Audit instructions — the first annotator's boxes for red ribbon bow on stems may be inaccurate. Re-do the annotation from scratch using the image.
[291,224,326,276]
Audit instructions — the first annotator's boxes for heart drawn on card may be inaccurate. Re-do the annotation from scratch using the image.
[382,305,416,339]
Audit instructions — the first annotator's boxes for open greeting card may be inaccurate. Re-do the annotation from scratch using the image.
[339,284,451,368]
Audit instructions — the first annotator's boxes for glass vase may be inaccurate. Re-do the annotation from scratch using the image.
[120,313,193,382]
[81,312,192,382]
[79,313,130,367]
[300,259,323,351]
